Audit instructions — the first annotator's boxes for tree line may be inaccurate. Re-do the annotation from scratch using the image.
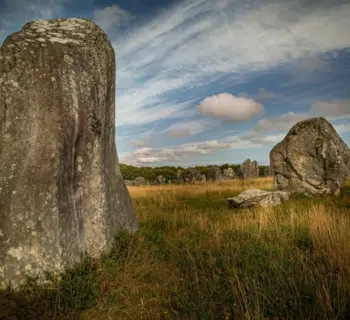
[120,163,268,181]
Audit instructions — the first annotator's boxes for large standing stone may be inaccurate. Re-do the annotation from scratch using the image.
[155,175,166,185]
[207,166,222,181]
[188,168,202,182]
[0,18,138,289]
[176,169,184,184]
[223,167,235,179]
[240,159,259,179]
[240,159,252,179]
[270,117,350,196]
[251,160,260,178]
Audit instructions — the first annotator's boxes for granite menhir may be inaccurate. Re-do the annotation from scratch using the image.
[0,18,138,289]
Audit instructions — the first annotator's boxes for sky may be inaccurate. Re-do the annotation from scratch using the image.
[1,0,350,167]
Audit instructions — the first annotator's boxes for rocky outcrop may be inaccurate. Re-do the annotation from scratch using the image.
[223,167,235,179]
[270,117,350,196]
[200,174,207,182]
[0,18,138,289]
[133,176,147,186]
[207,166,222,181]
[227,189,290,208]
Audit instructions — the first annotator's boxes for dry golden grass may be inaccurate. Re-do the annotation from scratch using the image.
[128,177,274,198]
[4,177,350,319]
[81,177,350,319]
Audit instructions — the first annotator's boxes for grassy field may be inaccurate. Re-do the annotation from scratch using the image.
[1,177,350,319]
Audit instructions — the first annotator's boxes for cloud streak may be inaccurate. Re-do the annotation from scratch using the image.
[112,0,350,128]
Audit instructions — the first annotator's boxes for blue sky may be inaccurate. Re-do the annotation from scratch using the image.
[1,0,350,167]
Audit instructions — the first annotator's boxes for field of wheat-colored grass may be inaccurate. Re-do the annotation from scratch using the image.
[2,178,350,320]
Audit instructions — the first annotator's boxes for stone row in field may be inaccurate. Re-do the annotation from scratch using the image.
[124,161,274,186]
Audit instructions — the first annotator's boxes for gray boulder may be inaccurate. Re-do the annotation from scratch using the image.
[270,117,350,196]
[133,176,147,186]
[227,189,290,208]
[240,159,259,179]
[124,180,135,186]
[200,174,207,182]
[240,159,252,179]
[207,166,222,181]
[0,18,138,289]
[176,169,184,183]
[188,168,202,182]
[236,167,244,180]
[155,175,166,185]
[251,160,260,177]
[223,167,235,179]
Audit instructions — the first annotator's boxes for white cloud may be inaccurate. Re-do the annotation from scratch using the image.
[112,0,350,128]
[254,112,309,133]
[129,136,153,148]
[93,5,129,32]
[255,99,350,134]
[309,100,350,117]
[166,119,215,138]
[119,131,285,166]
[255,88,278,100]
[198,93,264,120]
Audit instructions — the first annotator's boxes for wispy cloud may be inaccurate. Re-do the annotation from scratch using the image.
[112,0,350,128]
[119,131,286,166]
[166,119,217,138]
[255,88,279,100]
[310,100,350,117]
[0,0,67,38]
[255,99,350,133]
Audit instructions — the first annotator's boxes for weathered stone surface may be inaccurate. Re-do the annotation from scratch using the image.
[223,167,235,179]
[236,167,244,180]
[0,18,138,289]
[207,166,222,181]
[251,160,259,177]
[227,189,290,208]
[270,117,350,196]
[240,159,252,179]
[133,176,147,186]
[240,159,259,179]
[155,175,166,185]
[188,168,202,182]
[176,169,184,183]
[200,174,207,182]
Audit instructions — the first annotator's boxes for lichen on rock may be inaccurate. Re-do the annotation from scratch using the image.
[0,18,138,290]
